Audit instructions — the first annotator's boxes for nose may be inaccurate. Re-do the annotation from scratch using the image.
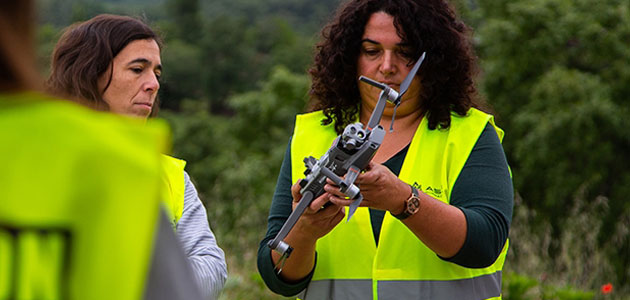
[379,51,396,76]
[144,74,160,93]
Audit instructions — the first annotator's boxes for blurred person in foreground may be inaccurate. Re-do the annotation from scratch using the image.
[257,0,514,299]
[46,14,227,299]
[0,1,202,299]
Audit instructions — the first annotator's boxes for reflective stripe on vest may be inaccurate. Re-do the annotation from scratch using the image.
[298,279,372,299]
[297,271,501,300]
[161,155,186,226]
[291,109,508,300]
[376,271,502,300]
[0,92,169,299]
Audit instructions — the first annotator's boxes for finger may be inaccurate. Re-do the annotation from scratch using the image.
[325,178,340,186]
[330,206,346,225]
[317,202,344,218]
[323,183,345,198]
[328,194,355,207]
[309,192,331,211]
[291,180,303,202]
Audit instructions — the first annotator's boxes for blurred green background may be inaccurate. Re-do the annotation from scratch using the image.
[36,0,630,299]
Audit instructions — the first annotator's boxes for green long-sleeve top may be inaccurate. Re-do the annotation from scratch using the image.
[257,122,514,297]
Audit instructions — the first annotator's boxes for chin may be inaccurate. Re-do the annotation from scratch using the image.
[123,111,150,119]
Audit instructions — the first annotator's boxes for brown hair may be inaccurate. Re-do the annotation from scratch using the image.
[0,1,40,92]
[309,0,486,134]
[47,14,162,115]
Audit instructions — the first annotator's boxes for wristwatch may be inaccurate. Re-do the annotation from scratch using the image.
[392,185,421,220]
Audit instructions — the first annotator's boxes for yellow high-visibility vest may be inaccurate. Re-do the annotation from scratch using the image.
[160,155,186,226]
[291,108,508,300]
[0,92,169,300]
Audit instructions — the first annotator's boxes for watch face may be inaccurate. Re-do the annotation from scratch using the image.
[407,197,421,214]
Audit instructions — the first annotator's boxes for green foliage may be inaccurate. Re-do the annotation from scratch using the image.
[504,272,597,300]
[197,15,256,112]
[476,0,630,287]
[504,272,538,300]
[161,66,307,299]
[165,0,201,43]
[198,0,340,34]
[193,15,314,113]
[506,193,629,299]
[542,286,595,300]
[35,24,61,77]
[159,39,203,110]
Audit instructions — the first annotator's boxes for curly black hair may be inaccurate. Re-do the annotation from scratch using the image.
[308,0,487,134]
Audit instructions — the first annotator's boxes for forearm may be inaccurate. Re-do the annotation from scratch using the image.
[404,122,512,264]
[187,254,228,299]
[270,228,317,282]
[178,173,228,299]
[394,189,467,258]
[257,140,314,296]
[257,234,314,296]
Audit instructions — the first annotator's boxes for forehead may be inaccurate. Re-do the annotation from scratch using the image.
[362,12,403,43]
[114,39,161,63]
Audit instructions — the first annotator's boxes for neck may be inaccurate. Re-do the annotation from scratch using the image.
[360,104,423,164]
[359,104,423,131]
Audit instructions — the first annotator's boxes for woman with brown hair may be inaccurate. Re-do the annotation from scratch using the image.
[47,14,227,299]
[258,0,513,299]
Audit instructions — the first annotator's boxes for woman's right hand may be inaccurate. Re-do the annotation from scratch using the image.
[271,180,345,282]
[289,179,345,243]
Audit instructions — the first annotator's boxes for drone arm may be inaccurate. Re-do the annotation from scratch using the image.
[342,167,360,192]
[366,92,390,130]
[321,166,361,200]
[268,190,315,255]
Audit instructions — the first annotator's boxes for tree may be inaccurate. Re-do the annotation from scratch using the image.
[159,39,203,111]
[475,0,630,288]
[165,0,202,43]
[161,66,308,299]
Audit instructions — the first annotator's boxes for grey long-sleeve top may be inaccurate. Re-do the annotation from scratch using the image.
[177,172,228,300]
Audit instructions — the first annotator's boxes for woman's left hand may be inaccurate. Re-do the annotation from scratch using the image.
[325,162,410,214]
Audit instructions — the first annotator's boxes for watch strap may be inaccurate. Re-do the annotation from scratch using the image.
[392,185,420,220]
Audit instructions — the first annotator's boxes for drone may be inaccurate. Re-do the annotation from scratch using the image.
[268,52,427,270]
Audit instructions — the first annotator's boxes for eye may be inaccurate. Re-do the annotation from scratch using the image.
[397,48,413,59]
[154,71,162,80]
[131,67,143,74]
[397,50,415,66]
[361,47,381,57]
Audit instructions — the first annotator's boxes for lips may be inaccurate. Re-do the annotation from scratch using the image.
[133,102,153,109]
[381,81,399,88]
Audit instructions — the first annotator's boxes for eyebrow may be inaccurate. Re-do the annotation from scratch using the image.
[127,58,162,71]
[361,38,381,45]
[360,38,410,47]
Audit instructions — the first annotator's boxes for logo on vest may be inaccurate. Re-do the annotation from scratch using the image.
[0,225,72,300]
[412,182,443,198]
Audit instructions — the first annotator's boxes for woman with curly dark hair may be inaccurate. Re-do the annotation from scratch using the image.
[258,0,513,299]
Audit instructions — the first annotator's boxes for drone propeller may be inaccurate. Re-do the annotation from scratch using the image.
[397,52,426,103]
[387,51,426,132]
[360,52,427,131]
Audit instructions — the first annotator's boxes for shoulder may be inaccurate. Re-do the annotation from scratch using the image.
[295,110,326,128]
[1,92,169,161]
[449,108,504,142]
